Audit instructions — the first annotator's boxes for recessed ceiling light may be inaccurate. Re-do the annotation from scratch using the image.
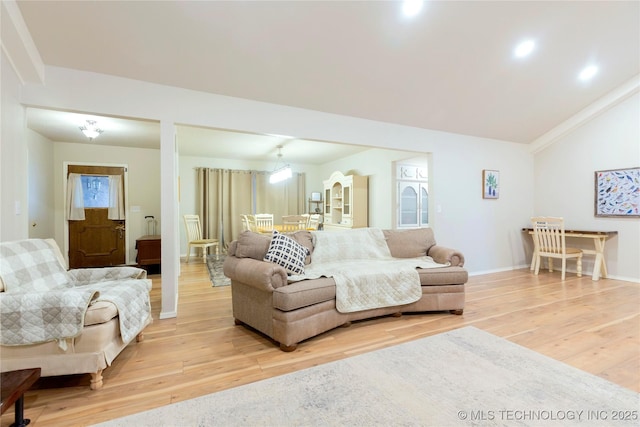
[514,40,535,58]
[578,65,598,81]
[403,0,424,17]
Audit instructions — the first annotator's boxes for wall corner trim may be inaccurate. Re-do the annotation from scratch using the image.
[529,74,640,154]
[1,0,45,84]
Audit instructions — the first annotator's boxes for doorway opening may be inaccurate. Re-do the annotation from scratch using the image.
[66,164,127,268]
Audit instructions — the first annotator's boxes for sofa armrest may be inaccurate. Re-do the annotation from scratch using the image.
[428,245,465,267]
[223,256,288,292]
[67,266,148,286]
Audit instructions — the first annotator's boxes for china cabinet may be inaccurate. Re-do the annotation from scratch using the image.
[322,171,368,230]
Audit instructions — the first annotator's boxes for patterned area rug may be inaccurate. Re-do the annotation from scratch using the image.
[94,326,639,426]
[206,254,230,287]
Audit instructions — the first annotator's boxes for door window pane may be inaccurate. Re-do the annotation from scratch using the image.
[81,175,110,208]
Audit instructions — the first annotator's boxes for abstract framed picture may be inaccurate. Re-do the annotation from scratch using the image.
[595,167,640,217]
[482,170,499,199]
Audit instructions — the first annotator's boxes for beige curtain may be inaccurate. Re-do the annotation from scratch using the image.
[254,172,306,222]
[197,168,306,247]
[107,175,125,220]
[66,173,85,220]
[197,168,253,248]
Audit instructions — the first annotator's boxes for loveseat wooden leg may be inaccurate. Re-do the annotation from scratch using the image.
[136,332,144,342]
[279,343,297,352]
[450,309,464,315]
[234,318,244,326]
[90,370,103,390]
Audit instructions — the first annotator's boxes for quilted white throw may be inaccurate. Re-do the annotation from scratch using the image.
[292,228,448,313]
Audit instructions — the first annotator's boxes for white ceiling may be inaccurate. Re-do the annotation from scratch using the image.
[17,1,640,159]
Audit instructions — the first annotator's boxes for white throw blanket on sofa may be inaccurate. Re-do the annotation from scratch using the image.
[289,228,449,313]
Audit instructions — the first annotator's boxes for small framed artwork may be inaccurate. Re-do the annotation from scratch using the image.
[310,191,322,201]
[595,167,640,217]
[482,170,500,199]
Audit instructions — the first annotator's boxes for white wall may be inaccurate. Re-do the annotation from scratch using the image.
[534,93,640,282]
[1,51,29,241]
[17,66,534,277]
[53,142,161,265]
[26,128,55,239]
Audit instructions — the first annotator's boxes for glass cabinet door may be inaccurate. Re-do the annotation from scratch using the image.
[343,185,351,216]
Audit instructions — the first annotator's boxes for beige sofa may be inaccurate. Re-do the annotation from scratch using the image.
[223,228,467,351]
[0,238,152,390]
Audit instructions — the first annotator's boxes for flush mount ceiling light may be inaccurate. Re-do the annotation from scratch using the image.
[514,40,535,58]
[402,0,424,17]
[79,120,103,140]
[269,145,292,184]
[578,65,598,82]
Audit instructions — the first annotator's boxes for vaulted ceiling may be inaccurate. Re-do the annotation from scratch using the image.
[15,1,640,158]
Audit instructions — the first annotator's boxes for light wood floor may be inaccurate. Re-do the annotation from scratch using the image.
[2,263,638,427]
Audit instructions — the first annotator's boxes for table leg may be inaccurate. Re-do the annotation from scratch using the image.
[591,237,608,281]
[11,395,30,427]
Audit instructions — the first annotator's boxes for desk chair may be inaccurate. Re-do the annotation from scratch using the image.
[531,216,582,280]
[184,214,219,262]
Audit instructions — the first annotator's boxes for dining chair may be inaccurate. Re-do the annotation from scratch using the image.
[282,215,308,230]
[306,214,321,230]
[531,216,582,280]
[183,214,220,263]
[254,213,274,232]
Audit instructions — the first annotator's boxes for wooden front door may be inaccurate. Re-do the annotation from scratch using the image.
[68,165,126,268]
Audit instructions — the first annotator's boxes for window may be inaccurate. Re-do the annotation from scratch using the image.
[81,175,110,208]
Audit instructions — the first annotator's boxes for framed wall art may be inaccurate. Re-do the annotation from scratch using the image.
[595,167,640,217]
[482,170,499,199]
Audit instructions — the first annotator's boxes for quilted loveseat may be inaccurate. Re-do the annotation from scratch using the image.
[224,227,467,351]
[0,238,152,390]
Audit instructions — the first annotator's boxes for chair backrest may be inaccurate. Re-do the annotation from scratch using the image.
[531,216,567,255]
[307,214,321,230]
[282,215,308,230]
[254,213,274,230]
[184,214,204,241]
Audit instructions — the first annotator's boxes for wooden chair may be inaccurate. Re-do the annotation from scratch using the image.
[254,214,274,233]
[307,214,321,230]
[282,215,308,230]
[183,214,219,263]
[531,216,582,280]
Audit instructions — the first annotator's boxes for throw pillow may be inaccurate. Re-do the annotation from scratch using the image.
[264,231,309,275]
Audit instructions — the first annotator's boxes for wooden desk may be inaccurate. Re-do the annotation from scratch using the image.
[522,228,617,281]
[1,368,41,427]
[136,235,161,271]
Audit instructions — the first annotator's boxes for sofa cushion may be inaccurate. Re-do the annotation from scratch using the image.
[235,231,271,260]
[383,228,436,258]
[0,239,70,293]
[273,277,336,311]
[264,231,309,275]
[288,231,314,265]
[84,301,119,326]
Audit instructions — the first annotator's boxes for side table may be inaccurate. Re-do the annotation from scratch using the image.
[135,235,161,273]
[1,368,41,427]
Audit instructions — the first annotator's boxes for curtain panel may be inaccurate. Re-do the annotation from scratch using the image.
[196,168,306,247]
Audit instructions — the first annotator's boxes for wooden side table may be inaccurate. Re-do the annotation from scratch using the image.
[1,368,41,427]
[135,235,161,273]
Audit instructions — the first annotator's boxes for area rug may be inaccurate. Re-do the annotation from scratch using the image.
[206,254,230,287]
[93,327,638,426]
